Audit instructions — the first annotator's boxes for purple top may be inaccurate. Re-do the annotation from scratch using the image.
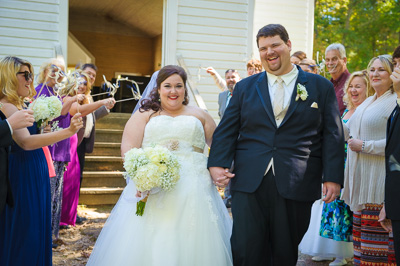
[35,84,71,162]
[330,69,350,116]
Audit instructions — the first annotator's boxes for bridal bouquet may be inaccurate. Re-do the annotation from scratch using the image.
[29,95,62,128]
[123,145,180,216]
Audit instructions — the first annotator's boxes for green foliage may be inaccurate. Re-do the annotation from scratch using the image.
[314,0,400,73]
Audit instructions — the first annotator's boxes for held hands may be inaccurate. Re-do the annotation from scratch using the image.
[348,138,363,152]
[209,167,235,187]
[7,109,35,131]
[322,182,341,203]
[102,98,116,110]
[378,205,393,232]
[69,113,84,133]
[390,67,400,97]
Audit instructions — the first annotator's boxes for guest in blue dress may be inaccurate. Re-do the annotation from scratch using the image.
[0,56,83,265]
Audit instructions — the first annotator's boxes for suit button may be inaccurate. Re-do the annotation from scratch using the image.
[273,147,277,151]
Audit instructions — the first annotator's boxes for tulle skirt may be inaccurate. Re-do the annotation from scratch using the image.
[87,152,233,266]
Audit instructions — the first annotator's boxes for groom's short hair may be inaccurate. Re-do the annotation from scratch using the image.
[256,24,289,47]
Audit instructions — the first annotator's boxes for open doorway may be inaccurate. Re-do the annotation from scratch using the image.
[68,0,163,113]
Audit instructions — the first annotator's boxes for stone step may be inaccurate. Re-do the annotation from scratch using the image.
[82,171,126,187]
[79,187,124,205]
[85,156,124,171]
[91,142,121,156]
[96,113,131,130]
[95,128,123,143]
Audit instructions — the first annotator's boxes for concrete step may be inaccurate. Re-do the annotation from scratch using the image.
[85,156,123,171]
[96,113,131,130]
[82,171,126,187]
[79,187,124,205]
[95,128,123,143]
[91,142,121,156]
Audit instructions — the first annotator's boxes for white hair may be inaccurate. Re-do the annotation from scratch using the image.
[325,43,346,59]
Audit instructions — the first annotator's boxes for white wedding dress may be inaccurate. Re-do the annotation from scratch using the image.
[87,115,233,266]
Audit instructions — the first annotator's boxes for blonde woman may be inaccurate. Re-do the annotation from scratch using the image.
[60,72,114,227]
[342,55,398,265]
[0,56,82,265]
[300,71,373,266]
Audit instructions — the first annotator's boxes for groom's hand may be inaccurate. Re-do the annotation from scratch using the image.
[209,167,235,187]
[322,182,341,203]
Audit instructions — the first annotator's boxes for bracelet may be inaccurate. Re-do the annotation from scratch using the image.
[361,140,365,151]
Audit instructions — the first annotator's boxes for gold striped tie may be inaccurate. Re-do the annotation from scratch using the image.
[273,77,284,117]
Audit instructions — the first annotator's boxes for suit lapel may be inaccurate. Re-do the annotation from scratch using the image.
[387,105,399,143]
[255,73,276,127]
[279,67,308,127]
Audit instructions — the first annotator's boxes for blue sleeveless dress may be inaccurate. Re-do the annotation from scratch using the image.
[0,123,52,266]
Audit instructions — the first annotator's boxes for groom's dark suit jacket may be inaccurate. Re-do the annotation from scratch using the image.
[0,111,14,214]
[385,104,400,220]
[208,66,344,202]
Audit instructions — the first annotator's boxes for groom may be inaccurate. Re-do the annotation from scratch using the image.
[208,24,344,265]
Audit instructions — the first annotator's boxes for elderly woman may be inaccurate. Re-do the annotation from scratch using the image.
[0,56,82,265]
[60,72,114,228]
[341,55,397,265]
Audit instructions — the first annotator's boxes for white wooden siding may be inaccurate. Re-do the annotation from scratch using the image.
[0,0,68,78]
[164,0,314,121]
[164,0,252,121]
[252,0,314,60]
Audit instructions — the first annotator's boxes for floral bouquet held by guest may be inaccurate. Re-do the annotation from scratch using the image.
[123,144,180,216]
[29,95,62,130]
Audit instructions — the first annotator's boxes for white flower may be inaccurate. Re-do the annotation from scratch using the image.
[123,145,181,193]
[296,84,308,101]
[29,95,63,128]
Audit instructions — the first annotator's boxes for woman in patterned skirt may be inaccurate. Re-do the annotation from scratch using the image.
[342,55,398,265]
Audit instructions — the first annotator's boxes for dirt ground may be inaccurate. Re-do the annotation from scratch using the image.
[53,205,353,266]
[52,205,113,266]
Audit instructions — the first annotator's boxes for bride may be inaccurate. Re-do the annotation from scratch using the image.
[87,65,233,266]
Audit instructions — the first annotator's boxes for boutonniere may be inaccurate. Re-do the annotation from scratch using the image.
[296,84,308,101]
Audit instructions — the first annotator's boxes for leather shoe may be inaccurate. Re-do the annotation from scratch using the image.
[76,215,87,224]
[59,225,69,230]
[225,198,232,208]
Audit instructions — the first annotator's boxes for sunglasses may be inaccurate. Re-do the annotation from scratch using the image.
[17,71,33,81]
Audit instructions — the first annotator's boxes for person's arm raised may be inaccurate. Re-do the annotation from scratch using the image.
[70,98,115,117]
[2,103,83,150]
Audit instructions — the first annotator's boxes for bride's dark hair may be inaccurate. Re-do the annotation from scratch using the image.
[140,65,189,113]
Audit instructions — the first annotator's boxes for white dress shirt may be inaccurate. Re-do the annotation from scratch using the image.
[265,65,299,176]
[267,65,299,108]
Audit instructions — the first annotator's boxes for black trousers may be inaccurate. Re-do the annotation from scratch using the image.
[392,220,400,263]
[231,171,313,266]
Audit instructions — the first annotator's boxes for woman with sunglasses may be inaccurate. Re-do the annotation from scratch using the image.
[59,72,115,228]
[0,56,83,265]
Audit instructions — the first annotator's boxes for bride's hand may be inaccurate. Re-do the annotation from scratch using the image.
[136,190,142,198]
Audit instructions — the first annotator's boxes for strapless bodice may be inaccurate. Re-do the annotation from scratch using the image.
[142,115,205,153]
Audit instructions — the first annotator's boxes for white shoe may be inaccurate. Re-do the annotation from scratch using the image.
[312,256,333,261]
[329,258,347,266]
